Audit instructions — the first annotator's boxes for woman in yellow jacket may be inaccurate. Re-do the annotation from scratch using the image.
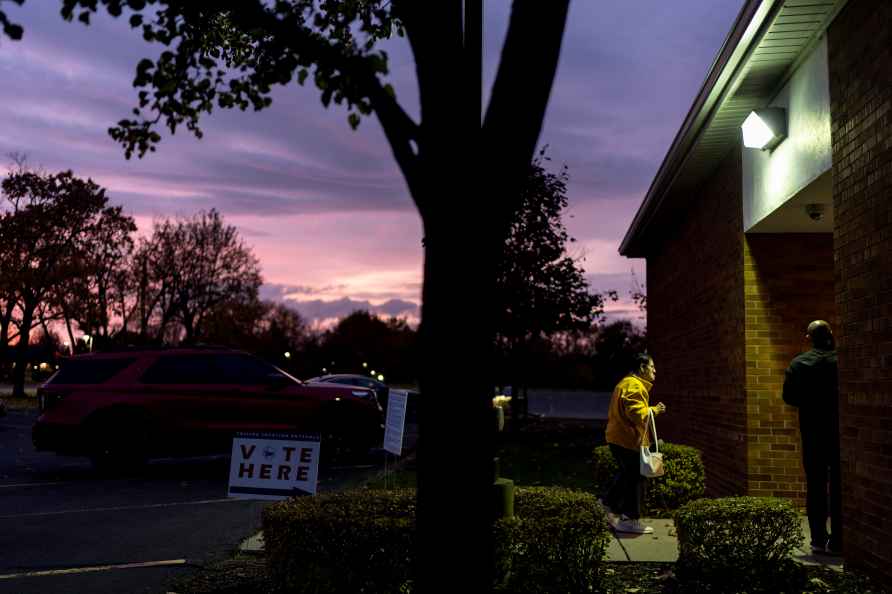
[602,353,666,534]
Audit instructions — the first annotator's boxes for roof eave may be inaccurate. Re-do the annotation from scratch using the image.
[619,0,775,257]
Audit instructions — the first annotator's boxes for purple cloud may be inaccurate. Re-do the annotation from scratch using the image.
[0,0,745,327]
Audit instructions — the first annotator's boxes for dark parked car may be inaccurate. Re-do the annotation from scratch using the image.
[305,374,419,422]
[305,374,390,407]
[33,348,383,469]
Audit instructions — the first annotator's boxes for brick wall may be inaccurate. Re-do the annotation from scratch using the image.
[646,147,748,497]
[828,0,892,580]
[743,234,836,506]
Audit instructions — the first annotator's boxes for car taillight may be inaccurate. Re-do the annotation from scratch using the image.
[36,387,68,412]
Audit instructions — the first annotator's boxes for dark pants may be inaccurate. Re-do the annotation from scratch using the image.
[605,443,643,520]
[802,439,842,550]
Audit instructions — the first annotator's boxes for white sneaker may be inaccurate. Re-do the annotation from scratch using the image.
[614,517,653,534]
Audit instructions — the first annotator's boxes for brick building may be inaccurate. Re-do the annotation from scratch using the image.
[620,0,891,580]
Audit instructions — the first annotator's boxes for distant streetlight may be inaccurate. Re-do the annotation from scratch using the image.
[377,374,385,382]
[362,362,368,368]
[371,370,376,376]
[284,351,291,359]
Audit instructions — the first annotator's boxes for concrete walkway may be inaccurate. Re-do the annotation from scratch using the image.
[607,517,678,562]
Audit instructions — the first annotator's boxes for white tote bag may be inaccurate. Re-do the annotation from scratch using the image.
[639,409,665,478]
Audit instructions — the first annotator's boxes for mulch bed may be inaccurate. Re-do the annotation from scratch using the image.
[167,557,888,594]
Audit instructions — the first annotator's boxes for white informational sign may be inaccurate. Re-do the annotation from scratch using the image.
[228,432,320,500]
[383,389,409,456]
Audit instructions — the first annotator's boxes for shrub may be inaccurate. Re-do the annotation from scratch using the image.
[263,489,415,594]
[494,487,611,593]
[264,487,611,594]
[591,442,705,514]
[674,496,804,592]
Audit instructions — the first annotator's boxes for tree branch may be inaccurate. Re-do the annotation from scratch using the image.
[482,0,570,219]
[368,79,421,198]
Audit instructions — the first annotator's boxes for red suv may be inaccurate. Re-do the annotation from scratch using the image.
[32,347,383,469]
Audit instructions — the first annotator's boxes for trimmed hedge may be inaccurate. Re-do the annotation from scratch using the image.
[591,442,705,514]
[263,489,415,593]
[494,487,612,593]
[674,496,804,592]
[263,487,611,594]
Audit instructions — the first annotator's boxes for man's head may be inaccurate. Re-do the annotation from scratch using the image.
[806,320,834,350]
[634,353,655,382]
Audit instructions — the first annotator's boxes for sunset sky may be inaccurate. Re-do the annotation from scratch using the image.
[0,1,745,328]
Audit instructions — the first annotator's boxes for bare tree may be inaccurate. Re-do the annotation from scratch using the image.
[49,205,137,347]
[175,210,262,342]
[0,169,111,396]
[118,210,262,344]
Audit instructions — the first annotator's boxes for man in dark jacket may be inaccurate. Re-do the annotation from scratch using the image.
[783,320,841,555]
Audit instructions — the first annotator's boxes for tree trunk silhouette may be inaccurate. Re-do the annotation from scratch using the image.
[399,3,569,589]
[0,301,13,370]
[416,205,499,588]
[64,316,76,355]
[11,298,35,398]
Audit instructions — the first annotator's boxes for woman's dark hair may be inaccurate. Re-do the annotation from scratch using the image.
[632,353,652,373]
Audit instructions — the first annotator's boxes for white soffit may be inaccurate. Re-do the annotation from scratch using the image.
[620,0,848,257]
[746,170,834,233]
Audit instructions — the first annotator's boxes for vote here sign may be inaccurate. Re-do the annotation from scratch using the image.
[228,432,320,500]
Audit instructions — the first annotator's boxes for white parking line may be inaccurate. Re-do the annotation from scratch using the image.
[0,498,240,520]
[0,559,187,580]
[0,482,67,489]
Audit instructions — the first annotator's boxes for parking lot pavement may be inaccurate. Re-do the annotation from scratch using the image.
[526,389,610,420]
[0,410,384,594]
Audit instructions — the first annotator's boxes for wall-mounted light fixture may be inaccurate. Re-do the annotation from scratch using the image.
[741,107,787,151]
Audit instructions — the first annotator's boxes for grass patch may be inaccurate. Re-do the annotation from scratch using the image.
[497,418,601,491]
[366,417,603,492]
[366,464,417,489]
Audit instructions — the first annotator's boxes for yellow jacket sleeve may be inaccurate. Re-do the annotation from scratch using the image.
[620,386,649,422]
[606,375,653,450]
